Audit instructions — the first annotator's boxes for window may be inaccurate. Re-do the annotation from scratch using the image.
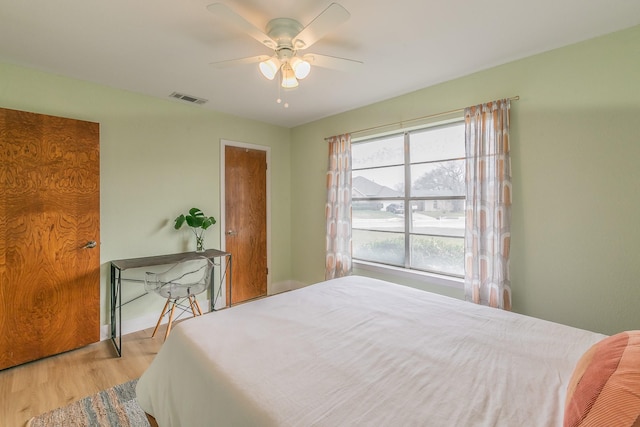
[351,121,466,278]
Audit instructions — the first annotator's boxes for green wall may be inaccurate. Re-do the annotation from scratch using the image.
[290,25,640,335]
[0,62,292,326]
[2,24,638,337]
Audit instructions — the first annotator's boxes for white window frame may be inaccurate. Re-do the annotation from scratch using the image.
[351,119,465,289]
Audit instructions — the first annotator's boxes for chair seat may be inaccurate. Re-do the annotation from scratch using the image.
[156,282,208,299]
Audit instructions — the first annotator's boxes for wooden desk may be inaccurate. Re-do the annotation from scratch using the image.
[110,249,232,356]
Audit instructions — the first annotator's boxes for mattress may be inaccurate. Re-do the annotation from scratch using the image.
[136,275,605,426]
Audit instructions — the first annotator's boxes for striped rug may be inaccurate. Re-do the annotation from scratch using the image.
[26,379,150,427]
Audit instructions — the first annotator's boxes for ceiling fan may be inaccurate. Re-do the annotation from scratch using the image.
[207,2,362,89]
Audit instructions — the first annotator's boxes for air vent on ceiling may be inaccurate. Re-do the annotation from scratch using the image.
[169,92,208,105]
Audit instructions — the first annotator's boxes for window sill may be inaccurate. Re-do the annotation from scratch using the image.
[353,260,464,290]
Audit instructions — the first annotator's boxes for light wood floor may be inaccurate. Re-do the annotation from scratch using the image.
[0,326,165,427]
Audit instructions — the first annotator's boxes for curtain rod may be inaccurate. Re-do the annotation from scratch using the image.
[324,96,519,141]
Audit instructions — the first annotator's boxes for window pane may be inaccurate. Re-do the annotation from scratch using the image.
[351,119,466,278]
[410,200,465,237]
[411,159,465,197]
[353,167,404,198]
[353,200,405,232]
[410,123,465,163]
[410,235,464,276]
[352,134,404,169]
[353,230,404,267]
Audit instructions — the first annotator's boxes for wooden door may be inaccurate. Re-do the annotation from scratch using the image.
[225,145,267,304]
[0,108,100,370]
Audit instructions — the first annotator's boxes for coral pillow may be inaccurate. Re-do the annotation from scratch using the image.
[564,330,640,427]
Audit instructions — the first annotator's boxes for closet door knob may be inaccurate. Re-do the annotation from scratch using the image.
[226,230,237,236]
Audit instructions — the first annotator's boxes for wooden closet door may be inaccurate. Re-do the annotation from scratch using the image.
[225,145,267,304]
[0,108,100,370]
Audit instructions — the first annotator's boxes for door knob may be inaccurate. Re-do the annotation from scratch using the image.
[226,230,237,236]
[83,241,97,249]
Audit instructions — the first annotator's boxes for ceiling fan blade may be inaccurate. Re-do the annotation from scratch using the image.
[210,55,271,68]
[293,3,350,50]
[303,53,362,72]
[206,3,276,49]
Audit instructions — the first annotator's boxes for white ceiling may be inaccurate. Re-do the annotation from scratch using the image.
[1,0,639,128]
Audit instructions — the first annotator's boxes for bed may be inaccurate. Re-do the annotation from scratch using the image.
[136,275,631,426]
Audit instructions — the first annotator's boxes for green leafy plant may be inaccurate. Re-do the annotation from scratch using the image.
[174,207,216,252]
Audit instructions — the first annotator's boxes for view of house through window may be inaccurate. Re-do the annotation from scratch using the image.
[352,121,466,277]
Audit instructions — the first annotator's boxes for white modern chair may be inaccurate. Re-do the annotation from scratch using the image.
[145,256,214,341]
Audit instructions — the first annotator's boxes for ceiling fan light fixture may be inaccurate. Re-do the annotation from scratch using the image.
[208,3,359,91]
[259,57,280,80]
[290,57,311,79]
[281,63,299,88]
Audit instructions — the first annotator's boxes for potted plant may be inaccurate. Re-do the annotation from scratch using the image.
[174,207,217,252]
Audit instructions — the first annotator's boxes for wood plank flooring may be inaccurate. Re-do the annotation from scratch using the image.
[0,326,164,427]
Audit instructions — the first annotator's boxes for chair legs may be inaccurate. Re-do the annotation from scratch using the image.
[152,299,171,338]
[164,302,176,341]
[151,295,204,341]
[189,295,203,316]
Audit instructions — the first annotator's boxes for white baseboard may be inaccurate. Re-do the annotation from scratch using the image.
[101,281,309,341]
[269,280,306,295]
[100,298,214,341]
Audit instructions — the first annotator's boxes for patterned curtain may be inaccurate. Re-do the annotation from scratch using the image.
[325,134,353,280]
[464,99,512,310]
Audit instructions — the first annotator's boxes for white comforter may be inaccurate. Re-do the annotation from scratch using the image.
[136,276,605,426]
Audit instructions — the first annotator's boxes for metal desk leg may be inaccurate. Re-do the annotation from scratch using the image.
[210,254,232,312]
[210,264,215,312]
[110,263,122,357]
[228,254,232,308]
